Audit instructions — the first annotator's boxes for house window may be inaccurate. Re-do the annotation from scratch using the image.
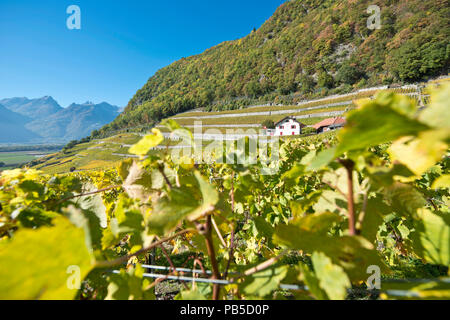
[280,132,283,136]
[292,132,295,135]
[279,126,284,129]
[291,125,296,129]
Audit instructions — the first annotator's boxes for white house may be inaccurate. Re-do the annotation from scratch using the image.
[265,116,305,136]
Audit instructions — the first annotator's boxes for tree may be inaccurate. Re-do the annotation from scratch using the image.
[244,81,262,98]
[297,74,316,94]
[336,61,363,85]
[317,71,334,89]
[262,119,275,129]
[386,34,449,82]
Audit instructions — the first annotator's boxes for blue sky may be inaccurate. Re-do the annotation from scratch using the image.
[0,0,285,107]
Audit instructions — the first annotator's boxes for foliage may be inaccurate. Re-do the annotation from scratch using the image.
[0,84,449,300]
[262,119,275,129]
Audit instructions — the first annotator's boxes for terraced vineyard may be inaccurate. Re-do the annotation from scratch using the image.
[30,81,442,175]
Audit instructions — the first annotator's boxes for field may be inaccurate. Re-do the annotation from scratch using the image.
[0,151,56,171]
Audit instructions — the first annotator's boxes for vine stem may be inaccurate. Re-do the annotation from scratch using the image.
[224,172,236,279]
[158,164,173,189]
[211,216,227,248]
[95,228,195,268]
[157,237,189,290]
[56,185,122,204]
[241,250,288,277]
[339,159,356,236]
[204,215,221,300]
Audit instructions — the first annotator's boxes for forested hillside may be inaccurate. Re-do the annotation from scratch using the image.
[100,0,449,134]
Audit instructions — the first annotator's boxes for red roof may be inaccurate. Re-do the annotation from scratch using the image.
[312,117,346,130]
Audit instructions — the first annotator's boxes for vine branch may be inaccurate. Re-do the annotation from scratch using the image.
[202,215,221,300]
[338,158,356,236]
[95,228,195,268]
[56,185,122,204]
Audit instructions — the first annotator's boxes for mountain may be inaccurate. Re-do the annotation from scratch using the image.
[25,101,120,141]
[0,104,39,143]
[100,0,449,134]
[0,97,120,144]
[0,96,63,119]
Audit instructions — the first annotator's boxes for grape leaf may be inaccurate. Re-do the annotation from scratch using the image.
[412,209,450,266]
[0,216,92,299]
[336,92,429,155]
[129,128,164,156]
[148,171,218,235]
[311,251,351,300]
[388,130,449,176]
[242,265,288,297]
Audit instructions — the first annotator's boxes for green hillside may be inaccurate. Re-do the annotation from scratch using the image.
[99,0,449,134]
[30,81,443,174]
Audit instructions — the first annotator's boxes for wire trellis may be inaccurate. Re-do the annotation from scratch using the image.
[112,264,450,298]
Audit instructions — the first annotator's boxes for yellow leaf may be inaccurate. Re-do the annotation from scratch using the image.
[0,217,93,299]
[388,130,449,176]
[129,129,164,156]
[432,175,450,189]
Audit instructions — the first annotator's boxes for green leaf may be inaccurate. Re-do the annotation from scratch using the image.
[419,82,450,129]
[148,171,218,235]
[149,187,201,235]
[291,211,341,233]
[336,92,429,155]
[17,180,45,199]
[106,264,155,300]
[65,204,105,253]
[15,208,57,229]
[384,182,427,218]
[311,251,351,300]
[412,209,450,266]
[299,263,328,300]
[194,171,219,214]
[242,265,288,297]
[114,195,144,250]
[307,147,337,171]
[129,128,164,156]
[381,278,450,300]
[289,191,322,219]
[118,159,134,181]
[313,190,347,215]
[281,163,305,187]
[175,289,208,300]
[253,216,274,241]
[367,164,415,188]
[274,223,388,281]
[0,216,92,299]
[360,196,392,243]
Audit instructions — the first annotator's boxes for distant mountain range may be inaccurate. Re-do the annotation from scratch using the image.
[0,97,121,144]
[0,104,37,143]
